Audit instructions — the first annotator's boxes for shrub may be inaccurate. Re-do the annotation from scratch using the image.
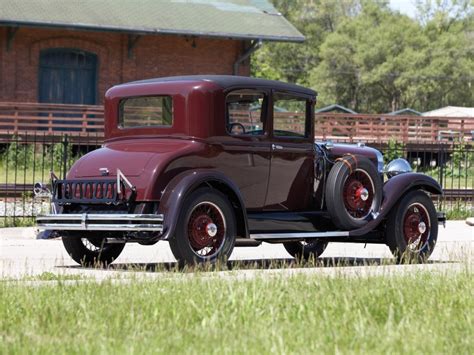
[447,139,473,178]
[384,138,405,164]
[2,137,35,170]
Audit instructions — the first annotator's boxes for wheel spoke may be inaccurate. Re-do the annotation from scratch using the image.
[343,169,375,219]
[187,201,226,258]
[403,203,431,252]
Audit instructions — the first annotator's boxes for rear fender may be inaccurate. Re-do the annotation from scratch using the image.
[157,170,248,240]
[350,173,442,236]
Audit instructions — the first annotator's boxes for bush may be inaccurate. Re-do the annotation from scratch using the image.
[447,139,473,178]
[384,138,405,164]
[1,136,81,177]
[49,142,75,171]
[2,137,35,170]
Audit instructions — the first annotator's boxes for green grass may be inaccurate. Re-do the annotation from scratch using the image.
[1,270,473,354]
[445,205,474,219]
[0,217,36,228]
[421,166,473,189]
[0,160,59,185]
[21,272,86,282]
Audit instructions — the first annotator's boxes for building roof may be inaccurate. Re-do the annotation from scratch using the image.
[315,104,357,114]
[388,108,421,116]
[0,0,304,42]
[126,75,317,96]
[423,106,474,117]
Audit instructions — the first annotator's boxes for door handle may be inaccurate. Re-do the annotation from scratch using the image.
[272,144,284,150]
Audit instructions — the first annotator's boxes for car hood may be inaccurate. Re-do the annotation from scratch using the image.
[71,139,198,178]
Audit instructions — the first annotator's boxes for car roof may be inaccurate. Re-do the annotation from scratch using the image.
[127,75,317,97]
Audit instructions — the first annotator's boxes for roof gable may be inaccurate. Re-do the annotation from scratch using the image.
[315,104,357,114]
[388,108,421,116]
[423,106,474,117]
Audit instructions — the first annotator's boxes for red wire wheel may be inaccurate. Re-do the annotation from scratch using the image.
[402,203,431,252]
[187,201,226,257]
[342,169,375,220]
[386,190,438,262]
[169,188,237,266]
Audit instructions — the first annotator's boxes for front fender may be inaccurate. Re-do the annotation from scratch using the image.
[157,169,248,240]
[350,173,442,236]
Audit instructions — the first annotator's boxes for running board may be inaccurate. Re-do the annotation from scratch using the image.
[250,231,349,240]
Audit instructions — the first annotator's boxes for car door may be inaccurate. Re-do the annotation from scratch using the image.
[216,89,272,210]
[264,91,315,211]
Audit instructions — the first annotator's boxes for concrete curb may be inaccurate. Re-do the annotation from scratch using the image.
[1,220,472,239]
[0,227,38,239]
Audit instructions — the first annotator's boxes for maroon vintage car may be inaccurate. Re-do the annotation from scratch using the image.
[36,75,444,266]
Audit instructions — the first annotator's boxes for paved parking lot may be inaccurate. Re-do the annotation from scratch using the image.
[0,221,472,280]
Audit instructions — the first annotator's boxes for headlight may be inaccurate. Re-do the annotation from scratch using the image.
[384,158,412,178]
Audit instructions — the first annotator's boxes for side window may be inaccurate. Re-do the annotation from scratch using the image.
[119,96,173,128]
[273,93,308,138]
[226,90,266,136]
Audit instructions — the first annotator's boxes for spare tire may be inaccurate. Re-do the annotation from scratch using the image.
[325,155,382,230]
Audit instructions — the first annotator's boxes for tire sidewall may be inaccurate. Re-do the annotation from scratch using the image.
[62,234,125,266]
[387,190,438,262]
[326,156,382,230]
[283,240,328,260]
[170,188,236,265]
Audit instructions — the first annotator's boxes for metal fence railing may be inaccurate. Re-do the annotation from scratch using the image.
[1,132,102,226]
[374,141,473,216]
[0,132,472,226]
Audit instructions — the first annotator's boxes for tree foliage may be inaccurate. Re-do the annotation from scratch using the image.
[251,0,474,113]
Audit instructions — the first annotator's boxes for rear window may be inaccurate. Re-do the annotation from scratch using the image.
[119,96,173,128]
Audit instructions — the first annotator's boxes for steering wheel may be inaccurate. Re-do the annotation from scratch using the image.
[229,122,246,135]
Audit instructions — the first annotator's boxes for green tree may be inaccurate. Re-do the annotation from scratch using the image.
[310,2,431,112]
[252,0,361,85]
[253,0,474,113]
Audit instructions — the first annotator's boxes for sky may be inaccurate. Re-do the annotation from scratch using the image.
[389,0,418,18]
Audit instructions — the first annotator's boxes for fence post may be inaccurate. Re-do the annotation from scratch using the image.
[82,111,87,133]
[48,113,53,133]
[439,144,444,190]
[13,107,19,134]
[62,134,68,179]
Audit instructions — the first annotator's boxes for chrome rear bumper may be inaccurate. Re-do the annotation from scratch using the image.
[36,213,164,232]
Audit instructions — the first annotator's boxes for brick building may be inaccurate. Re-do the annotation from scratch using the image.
[0,0,303,109]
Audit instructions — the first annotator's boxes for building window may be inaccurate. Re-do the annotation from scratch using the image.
[38,48,97,104]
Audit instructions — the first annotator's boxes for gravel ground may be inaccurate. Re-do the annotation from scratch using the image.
[0,201,50,217]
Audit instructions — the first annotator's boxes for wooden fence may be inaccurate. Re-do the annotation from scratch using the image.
[0,102,103,136]
[1,102,473,143]
[315,113,474,143]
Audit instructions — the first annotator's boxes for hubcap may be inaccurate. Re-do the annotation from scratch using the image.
[206,223,218,237]
[187,202,226,257]
[358,187,369,201]
[403,203,430,252]
[343,169,375,219]
[418,221,427,234]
